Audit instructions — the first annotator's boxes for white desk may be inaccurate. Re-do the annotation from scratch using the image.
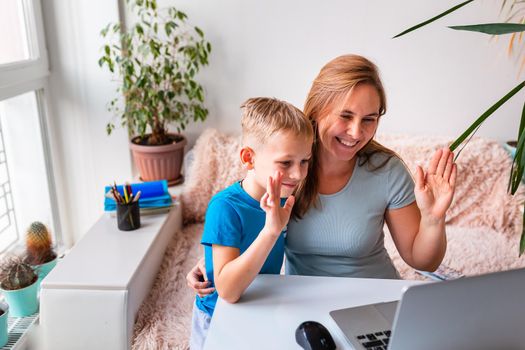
[204,275,422,349]
[40,205,182,350]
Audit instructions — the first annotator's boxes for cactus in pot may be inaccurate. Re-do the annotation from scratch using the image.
[24,222,58,288]
[25,221,56,265]
[0,257,37,290]
[0,256,38,316]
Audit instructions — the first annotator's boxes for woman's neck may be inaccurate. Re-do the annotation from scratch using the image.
[319,148,357,177]
[317,149,357,194]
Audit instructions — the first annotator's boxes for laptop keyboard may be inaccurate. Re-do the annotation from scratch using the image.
[356,330,391,349]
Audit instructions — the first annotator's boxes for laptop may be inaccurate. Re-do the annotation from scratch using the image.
[329,267,525,350]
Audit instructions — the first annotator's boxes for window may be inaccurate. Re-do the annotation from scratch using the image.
[0,0,61,252]
[0,1,32,65]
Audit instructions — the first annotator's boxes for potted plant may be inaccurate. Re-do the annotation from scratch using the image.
[23,221,57,289]
[99,0,212,185]
[394,0,525,255]
[0,302,7,347]
[0,256,38,317]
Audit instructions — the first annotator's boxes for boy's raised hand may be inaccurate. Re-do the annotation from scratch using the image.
[260,171,295,237]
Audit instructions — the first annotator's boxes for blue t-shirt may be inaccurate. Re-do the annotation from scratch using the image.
[195,181,286,316]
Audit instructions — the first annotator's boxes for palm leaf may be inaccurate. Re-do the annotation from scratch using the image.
[449,23,525,34]
[449,80,525,151]
[393,0,475,38]
[509,101,525,194]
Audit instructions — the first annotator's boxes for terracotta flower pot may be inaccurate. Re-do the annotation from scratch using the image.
[130,133,187,185]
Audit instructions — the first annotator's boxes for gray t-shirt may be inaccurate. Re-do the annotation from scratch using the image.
[285,153,415,279]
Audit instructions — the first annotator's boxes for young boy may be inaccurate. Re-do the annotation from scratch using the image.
[189,97,313,350]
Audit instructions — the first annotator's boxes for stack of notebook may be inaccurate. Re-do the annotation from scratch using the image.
[104,180,173,214]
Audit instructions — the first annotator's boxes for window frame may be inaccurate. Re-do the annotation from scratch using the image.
[0,0,63,250]
[0,0,48,100]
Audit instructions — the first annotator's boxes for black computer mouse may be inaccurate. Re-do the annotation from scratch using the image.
[295,321,336,350]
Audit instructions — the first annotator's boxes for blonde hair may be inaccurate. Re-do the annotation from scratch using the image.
[294,54,397,218]
[241,97,313,146]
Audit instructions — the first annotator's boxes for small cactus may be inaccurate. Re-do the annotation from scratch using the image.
[25,221,56,265]
[0,256,37,290]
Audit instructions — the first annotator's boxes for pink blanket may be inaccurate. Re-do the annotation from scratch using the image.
[132,129,525,350]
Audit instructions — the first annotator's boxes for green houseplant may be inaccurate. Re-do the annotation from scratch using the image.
[99,0,212,184]
[394,0,525,255]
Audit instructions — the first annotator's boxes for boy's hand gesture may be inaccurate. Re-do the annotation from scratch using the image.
[260,171,295,238]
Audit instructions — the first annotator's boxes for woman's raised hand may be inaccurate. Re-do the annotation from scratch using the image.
[414,148,457,222]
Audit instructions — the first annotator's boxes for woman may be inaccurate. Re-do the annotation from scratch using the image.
[188,54,456,294]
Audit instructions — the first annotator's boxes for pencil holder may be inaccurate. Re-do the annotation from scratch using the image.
[116,201,141,231]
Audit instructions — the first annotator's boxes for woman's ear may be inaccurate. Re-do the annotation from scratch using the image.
[240,147,255,170]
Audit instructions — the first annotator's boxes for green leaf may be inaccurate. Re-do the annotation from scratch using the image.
[509,101,525,194]
[126,64,134,77]
[106,122,115,135]
[177,11,188,21]
[165,21,176,36]
[449,23,525,35]
[195,26,204,38]
[104,45,110,55]
[101,23,110,36]
[393,0,475,38]
[449,80,525,151]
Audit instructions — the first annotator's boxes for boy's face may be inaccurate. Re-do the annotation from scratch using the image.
[244,130,312,199]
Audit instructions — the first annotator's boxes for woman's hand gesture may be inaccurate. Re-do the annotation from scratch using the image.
[260,171,295,237]
[414,148,457,223]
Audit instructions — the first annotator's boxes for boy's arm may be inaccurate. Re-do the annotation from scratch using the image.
[212,228,280,303]
[213,171,294,303]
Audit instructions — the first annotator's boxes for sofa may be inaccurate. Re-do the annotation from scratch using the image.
[131,129,525,350]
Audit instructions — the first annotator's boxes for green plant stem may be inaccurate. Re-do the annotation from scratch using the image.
[447,81,525,256]
[393,0,476,38]
[449,80,525,151]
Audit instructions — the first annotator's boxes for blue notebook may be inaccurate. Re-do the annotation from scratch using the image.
[104,180,172,211]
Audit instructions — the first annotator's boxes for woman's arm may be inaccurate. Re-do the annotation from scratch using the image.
[386,148,456,271]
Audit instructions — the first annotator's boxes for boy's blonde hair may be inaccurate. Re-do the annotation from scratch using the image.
[240,97,313,146]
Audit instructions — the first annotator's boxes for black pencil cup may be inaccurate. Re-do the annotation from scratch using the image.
[116,201,141,231]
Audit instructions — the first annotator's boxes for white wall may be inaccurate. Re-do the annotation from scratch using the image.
[42,0,132,244]
[41,0,523,244]
[172,0,522,146]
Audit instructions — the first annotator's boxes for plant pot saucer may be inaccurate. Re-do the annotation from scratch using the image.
[139,175,184,186]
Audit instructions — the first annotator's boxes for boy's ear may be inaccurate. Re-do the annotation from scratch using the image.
[240,147,255,170]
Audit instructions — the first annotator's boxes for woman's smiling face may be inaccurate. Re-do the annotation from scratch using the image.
[317,83,381,162]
